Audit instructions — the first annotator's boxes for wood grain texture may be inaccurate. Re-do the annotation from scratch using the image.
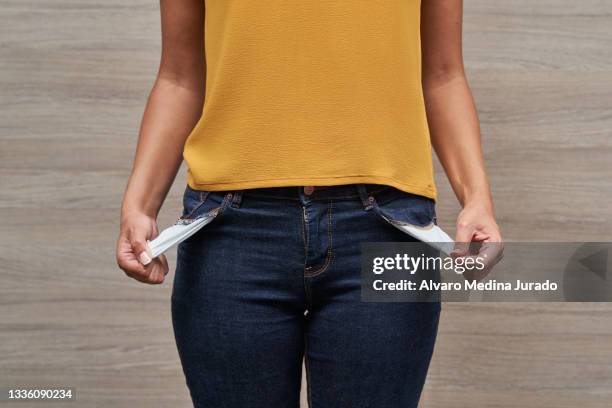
[1,1,611,407]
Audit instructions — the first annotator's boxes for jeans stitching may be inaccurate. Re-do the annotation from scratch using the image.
[219,192,233,215]
[304,200,333,278]
[302,206,309,267]
[230,191,244,208]
[372,199,436,228]
[181,191,211,220]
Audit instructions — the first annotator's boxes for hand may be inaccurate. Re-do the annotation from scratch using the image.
[116,211,169,284]
[452,202,503,282]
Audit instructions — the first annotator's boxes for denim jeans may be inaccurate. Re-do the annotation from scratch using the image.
[172,184,441,408]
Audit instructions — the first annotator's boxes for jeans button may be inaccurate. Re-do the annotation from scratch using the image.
[304,186,315,195]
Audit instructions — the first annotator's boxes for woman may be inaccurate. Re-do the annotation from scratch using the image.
[116,1,502,407]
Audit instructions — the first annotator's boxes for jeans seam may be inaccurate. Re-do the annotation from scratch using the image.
[304,200,333,278]
[372,200,436,228]
[302,206,309,266]
[304,335,313,408]
[304,278,313,311]
[219,192,233,215]
[181,191,211,220]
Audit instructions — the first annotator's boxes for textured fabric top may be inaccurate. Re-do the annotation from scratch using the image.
[184,0,436,199]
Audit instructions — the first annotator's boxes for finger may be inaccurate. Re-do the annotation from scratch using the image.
[474,231,490,241]
[130,231,152,266]
[130,270,157,284]
[482,241,504,268]
[465,241,504,282]
[452,224,476,257]
[118,258,147,278]
[158,254,169,276]
[117,236,148,277]
[145,260,166,285]
[126,259,162,284]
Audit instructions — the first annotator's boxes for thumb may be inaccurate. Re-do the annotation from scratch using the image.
[452,224,476,257]
[130,231,152,266]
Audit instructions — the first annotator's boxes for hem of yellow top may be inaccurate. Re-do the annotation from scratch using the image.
[187,173,437,201]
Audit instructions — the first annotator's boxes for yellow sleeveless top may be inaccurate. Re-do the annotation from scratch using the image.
[184,0,436,199]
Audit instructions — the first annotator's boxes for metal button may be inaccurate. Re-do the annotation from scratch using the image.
[304,186,315,195]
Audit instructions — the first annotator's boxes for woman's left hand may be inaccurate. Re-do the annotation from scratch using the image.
[452,202,504,282]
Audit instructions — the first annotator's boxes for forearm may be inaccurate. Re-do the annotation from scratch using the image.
[121,78,204,219]
[424,74,493,211]
[420,0,502,255]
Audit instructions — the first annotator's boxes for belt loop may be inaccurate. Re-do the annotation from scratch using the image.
[200,191,210,203]
[231,190,244,208]
[356,184,376,211]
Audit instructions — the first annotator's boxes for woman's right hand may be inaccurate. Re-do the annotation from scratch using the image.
[116,212,169,284]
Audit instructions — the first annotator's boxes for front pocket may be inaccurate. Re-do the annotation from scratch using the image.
[148,188,232,259]
[149,211,219,258]
[373,189,436,228]
[180,185,211,220]
[372,189,454,254]
[179,186,234,222]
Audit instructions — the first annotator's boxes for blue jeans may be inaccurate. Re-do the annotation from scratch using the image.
[172,184,441,408]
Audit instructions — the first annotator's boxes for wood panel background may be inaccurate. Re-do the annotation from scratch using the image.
[1,1,611,407]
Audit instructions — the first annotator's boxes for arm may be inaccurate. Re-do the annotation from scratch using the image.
[421,0,502,276]
[116,0,205,284]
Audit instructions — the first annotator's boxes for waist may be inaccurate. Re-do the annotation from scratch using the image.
[241,184,396,203]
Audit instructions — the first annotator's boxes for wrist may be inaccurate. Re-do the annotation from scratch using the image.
[121,185,163,220]
[121,204,157,222]
[460,190,494,213]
